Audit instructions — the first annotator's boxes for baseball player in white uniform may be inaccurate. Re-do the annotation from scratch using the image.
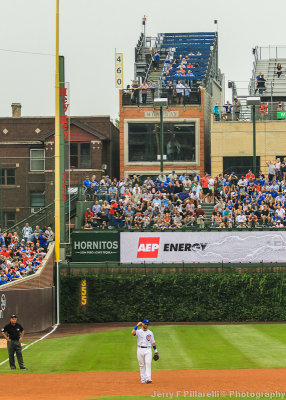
[131,319,158,383]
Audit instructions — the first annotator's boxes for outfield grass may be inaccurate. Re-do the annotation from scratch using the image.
[1,324,286,373]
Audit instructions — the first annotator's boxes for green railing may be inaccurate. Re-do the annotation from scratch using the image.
[4,190,79,237]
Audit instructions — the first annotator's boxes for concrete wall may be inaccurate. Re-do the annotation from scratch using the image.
[0,244,55,333]
[211,119,286,177]
[0,287,55,332]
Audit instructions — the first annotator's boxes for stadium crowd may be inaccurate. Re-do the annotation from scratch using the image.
[0,224,54,286]
[82,159,286,231]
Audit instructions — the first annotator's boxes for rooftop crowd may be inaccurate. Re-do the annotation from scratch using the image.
[82,160,286,231]
[0,225,54,286]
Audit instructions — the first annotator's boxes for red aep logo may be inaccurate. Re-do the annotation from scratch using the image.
[137,237,160,258]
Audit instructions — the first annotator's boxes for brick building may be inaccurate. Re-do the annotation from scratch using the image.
[0,104,119,228]
[119,31,223,180]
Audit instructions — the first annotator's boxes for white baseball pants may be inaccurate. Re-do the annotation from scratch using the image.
[137,347,152,382]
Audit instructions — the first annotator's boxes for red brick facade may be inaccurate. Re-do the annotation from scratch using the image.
[0,115,119,227]
[119,90,206,178]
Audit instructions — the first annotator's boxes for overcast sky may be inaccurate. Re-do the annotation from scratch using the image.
[1,0,286,120]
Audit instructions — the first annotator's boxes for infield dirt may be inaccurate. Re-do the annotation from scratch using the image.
[2,368,286,400]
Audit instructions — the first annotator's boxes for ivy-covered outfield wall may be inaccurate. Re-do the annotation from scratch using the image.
[60,273,286,323]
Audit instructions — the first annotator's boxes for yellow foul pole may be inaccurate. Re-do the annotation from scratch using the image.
[55,0,60,262]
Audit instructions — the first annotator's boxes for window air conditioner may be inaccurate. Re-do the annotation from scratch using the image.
[31,207,43,214]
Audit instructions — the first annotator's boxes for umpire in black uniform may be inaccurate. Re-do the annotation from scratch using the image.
[1,314,27,370]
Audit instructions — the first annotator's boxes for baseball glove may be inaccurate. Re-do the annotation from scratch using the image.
[153,352,159,361]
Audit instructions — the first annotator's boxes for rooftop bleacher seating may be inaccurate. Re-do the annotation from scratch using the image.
[159,32,216,86]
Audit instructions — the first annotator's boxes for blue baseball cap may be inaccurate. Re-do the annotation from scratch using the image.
[142,319,150,325]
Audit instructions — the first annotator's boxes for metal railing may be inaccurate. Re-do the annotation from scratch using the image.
[135,33,144,62]
[255,45,286,61]
[122,87,201,106]
[249,45,286,96]
[4,188,79,237]
[213,103,286,122]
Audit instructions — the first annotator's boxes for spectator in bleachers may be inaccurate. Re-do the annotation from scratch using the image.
[260,102,268,116]
[275,158,281,180]
[213,102,220,121]
[90,175,99,199]
[256,73,266,95]
[176,81,185,104]
[157,172,166,182]
[183,83,191,104]
[223,101,233,121]
[277,63,283,78]
[201,173,209,203]
[233,98,241,121]
[266,161,275,181]
[38,231,48,252]
[195,205,205,228]
[45,227,54,245]
[139,81,149,104]
[85,208,94,224]
[22,223,32,243]
[83,176,92,201]
[108,183,118,199]
[164,55,171,65]
[153,50,160,71]
[167,81,174,104]
[131,80,140,105]
[168,170,177,181]
[124,85,132,105]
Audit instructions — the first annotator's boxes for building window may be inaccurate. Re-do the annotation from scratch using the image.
[128,122,196,162]
[30,192,45,208]
[223,156,260,176]
[70,143,91,168]
[0,168,15,185]
[3,212,15,228]
[30,149,45,171]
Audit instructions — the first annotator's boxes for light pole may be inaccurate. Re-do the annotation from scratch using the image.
[247,97,261,176]
[154,98,168,172]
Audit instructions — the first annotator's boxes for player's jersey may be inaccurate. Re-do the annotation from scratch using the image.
[135,329,155,347]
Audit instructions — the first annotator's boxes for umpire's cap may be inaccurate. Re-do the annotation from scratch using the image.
[142,319,150,325]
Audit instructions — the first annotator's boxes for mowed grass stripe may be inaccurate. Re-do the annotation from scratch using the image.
[151,325,195,370]
[151,325,246,370]
[1,324,286,374]
[213,324,286,369]
[176,325,257,370]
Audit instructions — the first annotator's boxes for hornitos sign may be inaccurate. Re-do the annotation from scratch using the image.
[72,232,120,262]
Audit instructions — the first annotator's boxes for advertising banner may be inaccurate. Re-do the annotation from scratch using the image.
[72,232,120,262]
[120,231,286,263]
[277,111,286,119]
